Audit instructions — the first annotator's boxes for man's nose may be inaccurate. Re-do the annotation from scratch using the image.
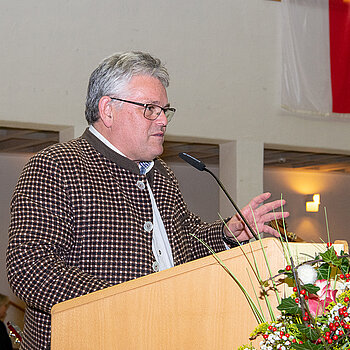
[156,109,168,126]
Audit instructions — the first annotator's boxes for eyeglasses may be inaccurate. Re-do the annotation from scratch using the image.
[109,97,176,122]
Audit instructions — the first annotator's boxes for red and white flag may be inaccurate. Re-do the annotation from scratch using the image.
[282,0,350,116]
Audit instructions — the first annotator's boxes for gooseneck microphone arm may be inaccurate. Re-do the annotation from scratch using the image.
[178,152,258,241]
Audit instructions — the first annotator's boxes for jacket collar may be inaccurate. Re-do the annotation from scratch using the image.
[82,128,170,180]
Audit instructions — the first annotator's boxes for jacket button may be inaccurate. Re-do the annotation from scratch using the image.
[144,221,153,232]
[152,261,160,272]
[136,180,145,190]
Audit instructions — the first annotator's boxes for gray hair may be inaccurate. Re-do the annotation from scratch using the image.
[85,51,170,124]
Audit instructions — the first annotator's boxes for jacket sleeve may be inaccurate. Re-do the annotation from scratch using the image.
[6,152,111,314]
[183,210,230,261]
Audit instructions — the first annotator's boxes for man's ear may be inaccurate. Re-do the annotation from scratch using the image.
[98,96,114,128]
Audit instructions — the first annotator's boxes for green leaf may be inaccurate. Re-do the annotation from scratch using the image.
[278,269,294,278]
[317,263,331,280]
[276,297,302,315]
[320,246,342,267]
[302,283,320,294]
[340,256,350,275]
[296,324,319,341]
[260,280,269,288]
[292,340,323,350]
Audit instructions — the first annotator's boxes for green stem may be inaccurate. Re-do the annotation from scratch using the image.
[188,232,265,323]
[247,269,266,323]
[250,204,281,307]
[324,207,331,245]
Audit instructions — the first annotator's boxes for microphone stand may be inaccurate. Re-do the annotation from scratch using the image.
[178,152,259,241]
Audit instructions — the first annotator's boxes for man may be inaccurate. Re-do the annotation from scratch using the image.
[6,51,288,349]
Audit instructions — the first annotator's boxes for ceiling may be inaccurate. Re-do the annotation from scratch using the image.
[263,148,350,173]
[0,126,60,154]
[163,141,350,173]
[1,126,350,174]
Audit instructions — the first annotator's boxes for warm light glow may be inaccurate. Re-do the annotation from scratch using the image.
[306,194,320,212]
[266,168,327,195]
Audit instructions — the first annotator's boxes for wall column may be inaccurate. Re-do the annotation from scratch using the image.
[219,139,264,218]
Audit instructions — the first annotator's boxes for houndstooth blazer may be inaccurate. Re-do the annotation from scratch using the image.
[6,128,228,349]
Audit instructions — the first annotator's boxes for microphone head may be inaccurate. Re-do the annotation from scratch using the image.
[178,152,206,171]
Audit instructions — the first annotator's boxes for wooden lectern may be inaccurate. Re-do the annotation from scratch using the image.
[50,238,347,349]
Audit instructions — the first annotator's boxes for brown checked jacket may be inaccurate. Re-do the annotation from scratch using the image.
[6,128,228,349]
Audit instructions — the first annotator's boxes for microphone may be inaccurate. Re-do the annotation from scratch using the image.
[178,152,259,241]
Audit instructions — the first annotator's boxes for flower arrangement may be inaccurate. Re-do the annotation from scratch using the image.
[189,205,350,350]
[237,242,350,350]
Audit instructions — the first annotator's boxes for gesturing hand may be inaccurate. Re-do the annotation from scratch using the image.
[223,192,289,242]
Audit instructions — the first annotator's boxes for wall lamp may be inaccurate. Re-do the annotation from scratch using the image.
[305,194,321,212]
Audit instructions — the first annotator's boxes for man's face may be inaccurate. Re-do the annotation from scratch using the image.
[107,75,169,161]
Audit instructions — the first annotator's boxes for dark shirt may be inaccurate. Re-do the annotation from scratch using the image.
[0,321,12,350]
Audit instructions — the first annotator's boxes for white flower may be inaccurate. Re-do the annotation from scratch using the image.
[297,264,317,285]
[337,281,350,292]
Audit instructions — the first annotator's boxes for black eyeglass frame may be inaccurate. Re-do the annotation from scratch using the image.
[109,97,176,122]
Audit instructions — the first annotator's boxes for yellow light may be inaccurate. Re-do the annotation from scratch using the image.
[306,194,320,212]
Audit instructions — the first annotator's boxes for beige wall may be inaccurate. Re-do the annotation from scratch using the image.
[2,0,350,207]
[264,168,350,243]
